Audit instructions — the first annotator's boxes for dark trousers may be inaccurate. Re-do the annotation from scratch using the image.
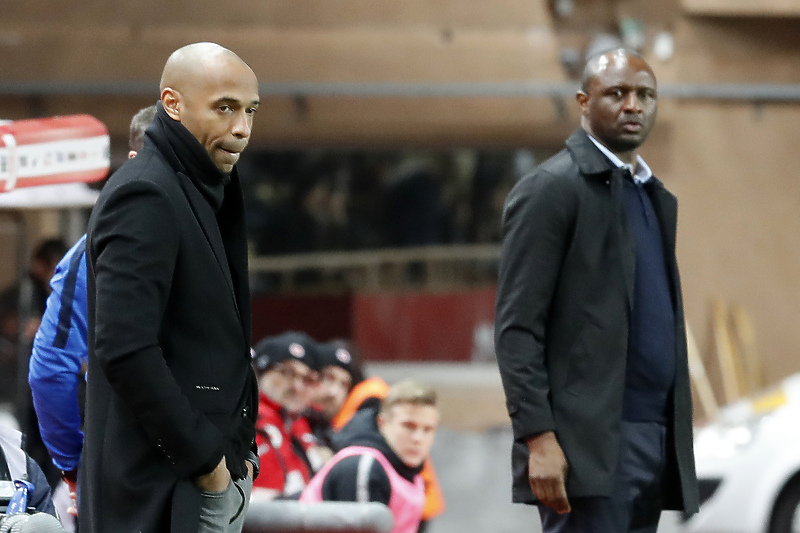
[538,421,667,533]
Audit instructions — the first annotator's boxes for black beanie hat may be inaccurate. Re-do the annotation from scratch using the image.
[316,339,365,386]
[252,331,321,374]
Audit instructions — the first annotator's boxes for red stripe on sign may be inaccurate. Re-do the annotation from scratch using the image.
[0,115,108,146]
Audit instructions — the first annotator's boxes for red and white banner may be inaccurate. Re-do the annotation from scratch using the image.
[0,115,110,192]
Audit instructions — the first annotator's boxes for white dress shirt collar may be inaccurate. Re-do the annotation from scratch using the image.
[587,134,653,184]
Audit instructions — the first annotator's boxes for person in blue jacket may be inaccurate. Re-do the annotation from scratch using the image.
[27,104,157,502]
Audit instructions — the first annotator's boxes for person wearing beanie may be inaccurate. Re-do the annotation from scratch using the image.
[251,332,328,501]
[313,340,365,426]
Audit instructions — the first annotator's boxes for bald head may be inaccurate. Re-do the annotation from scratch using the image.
[576,48,658,163]
[159,42,260,173]
[580,48,654,94]
[160,42,250,94]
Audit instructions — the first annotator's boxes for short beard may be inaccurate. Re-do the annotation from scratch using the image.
[605,133,648,154]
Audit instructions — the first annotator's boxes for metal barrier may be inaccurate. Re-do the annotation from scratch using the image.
[4,81,800,103]
[248,244,501,291]
[243,501,393,533]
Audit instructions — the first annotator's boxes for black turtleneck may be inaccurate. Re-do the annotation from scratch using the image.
[145,102,230,212]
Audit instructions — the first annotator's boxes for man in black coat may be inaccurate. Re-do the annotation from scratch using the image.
[495,49,699,532]
[81,42,261,533]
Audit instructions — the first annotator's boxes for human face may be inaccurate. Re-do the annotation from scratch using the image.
[172,57,259,173]
[314,366,353,420]
[378,403,440,468]
[577,53,657,160]
[258,360,319,414]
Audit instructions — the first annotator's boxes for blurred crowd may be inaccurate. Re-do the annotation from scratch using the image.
[238,148,542,255]
[1,241,446,530]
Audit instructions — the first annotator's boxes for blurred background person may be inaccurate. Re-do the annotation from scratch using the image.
[0,238,68,493]
[308,339,365,450]
[312,340,445,529]
[0,423,57,517]
[301,379,440,533]
[251,332,328,501]
[0,239,67,407]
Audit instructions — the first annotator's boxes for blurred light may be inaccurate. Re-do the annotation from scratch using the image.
[554,0,574,18]
[619,18,646,52]
[653,32,675,62]
[695,414,773,460]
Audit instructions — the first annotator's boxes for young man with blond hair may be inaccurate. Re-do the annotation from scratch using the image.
[301,380,439,533]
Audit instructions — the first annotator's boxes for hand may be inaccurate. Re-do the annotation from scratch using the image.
[195,456,231,493]
[62,470,78,517]
[526,431,571,514]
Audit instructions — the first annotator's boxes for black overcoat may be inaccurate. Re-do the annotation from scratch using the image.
[495,129,699,513]
[80,123,258,533]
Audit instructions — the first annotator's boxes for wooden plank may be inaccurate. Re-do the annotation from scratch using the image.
[683,0,800,17]
[3,0,551,28]
[617,0,683,27]
[674,18,800,83]
[730,304,763,393]
[0,25,145,81]
[0,26,563,83]
[686,321,718,420]
[142,27,565,83]
[712,299,743,403]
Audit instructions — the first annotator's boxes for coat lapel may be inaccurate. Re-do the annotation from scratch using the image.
[647,180,677,255]
[567,130,637,311]
[646,179,680,304]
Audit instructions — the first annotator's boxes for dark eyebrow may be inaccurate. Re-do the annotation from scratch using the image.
[605,84,655,93]
[214,97,261,107]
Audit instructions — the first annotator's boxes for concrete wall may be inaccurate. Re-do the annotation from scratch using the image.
[654,14,800,391]
[0,0,566,149]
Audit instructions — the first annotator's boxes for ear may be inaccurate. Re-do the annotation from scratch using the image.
[376,412,386,432]
[161,87,182,121]
[576,90,590,116]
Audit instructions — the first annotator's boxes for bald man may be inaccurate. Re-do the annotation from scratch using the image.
[495,48,698,532]
[81,43,260,533]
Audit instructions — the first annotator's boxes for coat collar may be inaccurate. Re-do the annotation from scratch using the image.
[565,129,617,178]
[565,128,672,193]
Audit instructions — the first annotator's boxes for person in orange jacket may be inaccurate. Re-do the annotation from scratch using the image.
[309,340,445,529]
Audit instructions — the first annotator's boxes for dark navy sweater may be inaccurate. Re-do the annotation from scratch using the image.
[620,176,676,423]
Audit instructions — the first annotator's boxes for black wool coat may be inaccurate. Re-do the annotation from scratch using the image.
[494,129,699,513]
[80,118,258,533]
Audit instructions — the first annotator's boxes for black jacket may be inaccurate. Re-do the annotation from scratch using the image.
[494,129,698,512]
[80,106,258,533]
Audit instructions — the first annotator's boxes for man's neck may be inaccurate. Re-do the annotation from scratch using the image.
[582,126,638,166]
[616,150,637,167]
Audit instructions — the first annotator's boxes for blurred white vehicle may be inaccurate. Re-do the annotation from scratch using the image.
[681,373,800,533]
